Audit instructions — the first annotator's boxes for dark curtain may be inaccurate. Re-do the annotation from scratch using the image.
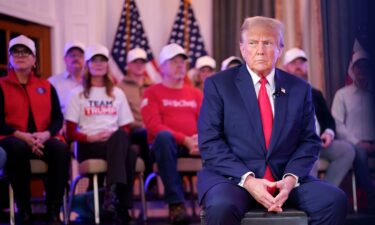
[212,0,275,68]
[321,0,375,104]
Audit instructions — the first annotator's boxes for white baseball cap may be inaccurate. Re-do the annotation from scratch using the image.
[195,56,216,70]
[283,48,307,65]
[352,50,369,66]
[64,41,85,56]
[84,44,109,61]
[159,43,187,65]
[221,56,243,71]
[127,48,147,63]
[9,35,36,55]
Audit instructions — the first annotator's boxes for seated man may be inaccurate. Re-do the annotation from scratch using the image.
[197,16,347,225]
[141,43,203,225]
[117,47,152,176]
[283,48,355,186]
[332,50,375,213]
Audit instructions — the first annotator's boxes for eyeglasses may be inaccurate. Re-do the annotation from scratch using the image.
[10,49,32,57]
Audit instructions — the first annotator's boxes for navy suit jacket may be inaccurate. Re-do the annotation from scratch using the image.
[197,65,321,203]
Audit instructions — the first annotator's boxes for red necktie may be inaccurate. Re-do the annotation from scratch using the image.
[258,77,276,194]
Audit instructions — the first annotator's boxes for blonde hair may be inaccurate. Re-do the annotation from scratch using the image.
[240,16,284,48]
[82,62,115,98]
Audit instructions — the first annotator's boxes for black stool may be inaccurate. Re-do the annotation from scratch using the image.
[200,208,308,225]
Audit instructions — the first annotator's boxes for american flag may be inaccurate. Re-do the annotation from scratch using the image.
[111,0,161,83]
[168,0,207,68]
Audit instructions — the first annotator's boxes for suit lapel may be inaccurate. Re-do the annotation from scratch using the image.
[267,69,288,157]
[235,66,266,152]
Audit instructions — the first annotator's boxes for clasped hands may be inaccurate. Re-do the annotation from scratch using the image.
[243,175,296,212]
[183,134,200,156]
[15,130,51,157]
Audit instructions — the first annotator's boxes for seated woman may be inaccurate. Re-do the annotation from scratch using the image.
[65,44,137,224]
[0,35,70,225]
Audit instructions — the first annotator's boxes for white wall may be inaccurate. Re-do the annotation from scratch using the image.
[0,0,212,75]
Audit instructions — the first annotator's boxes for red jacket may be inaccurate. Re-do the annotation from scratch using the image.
[0,70,51,139]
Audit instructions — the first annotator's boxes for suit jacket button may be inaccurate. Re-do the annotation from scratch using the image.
[227,177,233,180]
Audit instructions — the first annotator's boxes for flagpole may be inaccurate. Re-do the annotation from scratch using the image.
[183,0,190,65]
[125,0,131,53]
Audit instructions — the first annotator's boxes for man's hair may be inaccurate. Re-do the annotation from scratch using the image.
[240,16,285,48]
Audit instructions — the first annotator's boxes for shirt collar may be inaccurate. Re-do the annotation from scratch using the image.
[246,64,275,90]
[63,70,70,79]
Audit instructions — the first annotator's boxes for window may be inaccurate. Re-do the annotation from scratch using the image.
[0,14,51,78]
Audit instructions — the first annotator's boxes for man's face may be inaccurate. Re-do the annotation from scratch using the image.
[352,59,372,90]
[127,59,146,77]
[240,28,282,76]
[198,66,215,83]
[64,48,84,74]
[284,58,308,80]
[160,55,187,82]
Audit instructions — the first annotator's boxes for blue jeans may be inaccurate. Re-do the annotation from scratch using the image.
[151,131,189,204]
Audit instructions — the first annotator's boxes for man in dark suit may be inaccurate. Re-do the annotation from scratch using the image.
[197,16,347,225]
[283,48,355,187]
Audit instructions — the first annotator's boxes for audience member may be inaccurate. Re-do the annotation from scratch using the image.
[221,56,243,71]
[283,48,355,186]
[49,41,85,113]
[193,55,216,91]
[65,44,137,224]
[117,47,151,175]
[197,16,347,225]
[0,35,70,225]
[141,43,203,225]
[331,50,375,213]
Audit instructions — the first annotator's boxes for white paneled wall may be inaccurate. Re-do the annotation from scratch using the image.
[0,0,212,75]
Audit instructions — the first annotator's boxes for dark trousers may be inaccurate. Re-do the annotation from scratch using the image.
[0,136,70,211]
[202,180,347,225]
[130,128,151,176]
[77,129,137,208]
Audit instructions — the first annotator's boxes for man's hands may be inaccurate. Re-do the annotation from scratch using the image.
[243,176,277,210]
[243,175,297,212]
[14,130,51,156]
[183,134,200,156]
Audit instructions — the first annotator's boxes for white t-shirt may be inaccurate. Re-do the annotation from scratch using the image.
[65,86,134,136]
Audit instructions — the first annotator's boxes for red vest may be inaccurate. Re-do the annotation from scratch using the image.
[0,70,51,139]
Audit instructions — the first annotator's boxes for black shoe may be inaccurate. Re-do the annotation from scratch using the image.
[16,208,32,225]
[102,184,120,220]
[114,209,137,225]
[47,204,62,225]
[169,203,191,225]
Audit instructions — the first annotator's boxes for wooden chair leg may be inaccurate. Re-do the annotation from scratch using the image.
[9,184,15,225]
[188,176,196,217]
